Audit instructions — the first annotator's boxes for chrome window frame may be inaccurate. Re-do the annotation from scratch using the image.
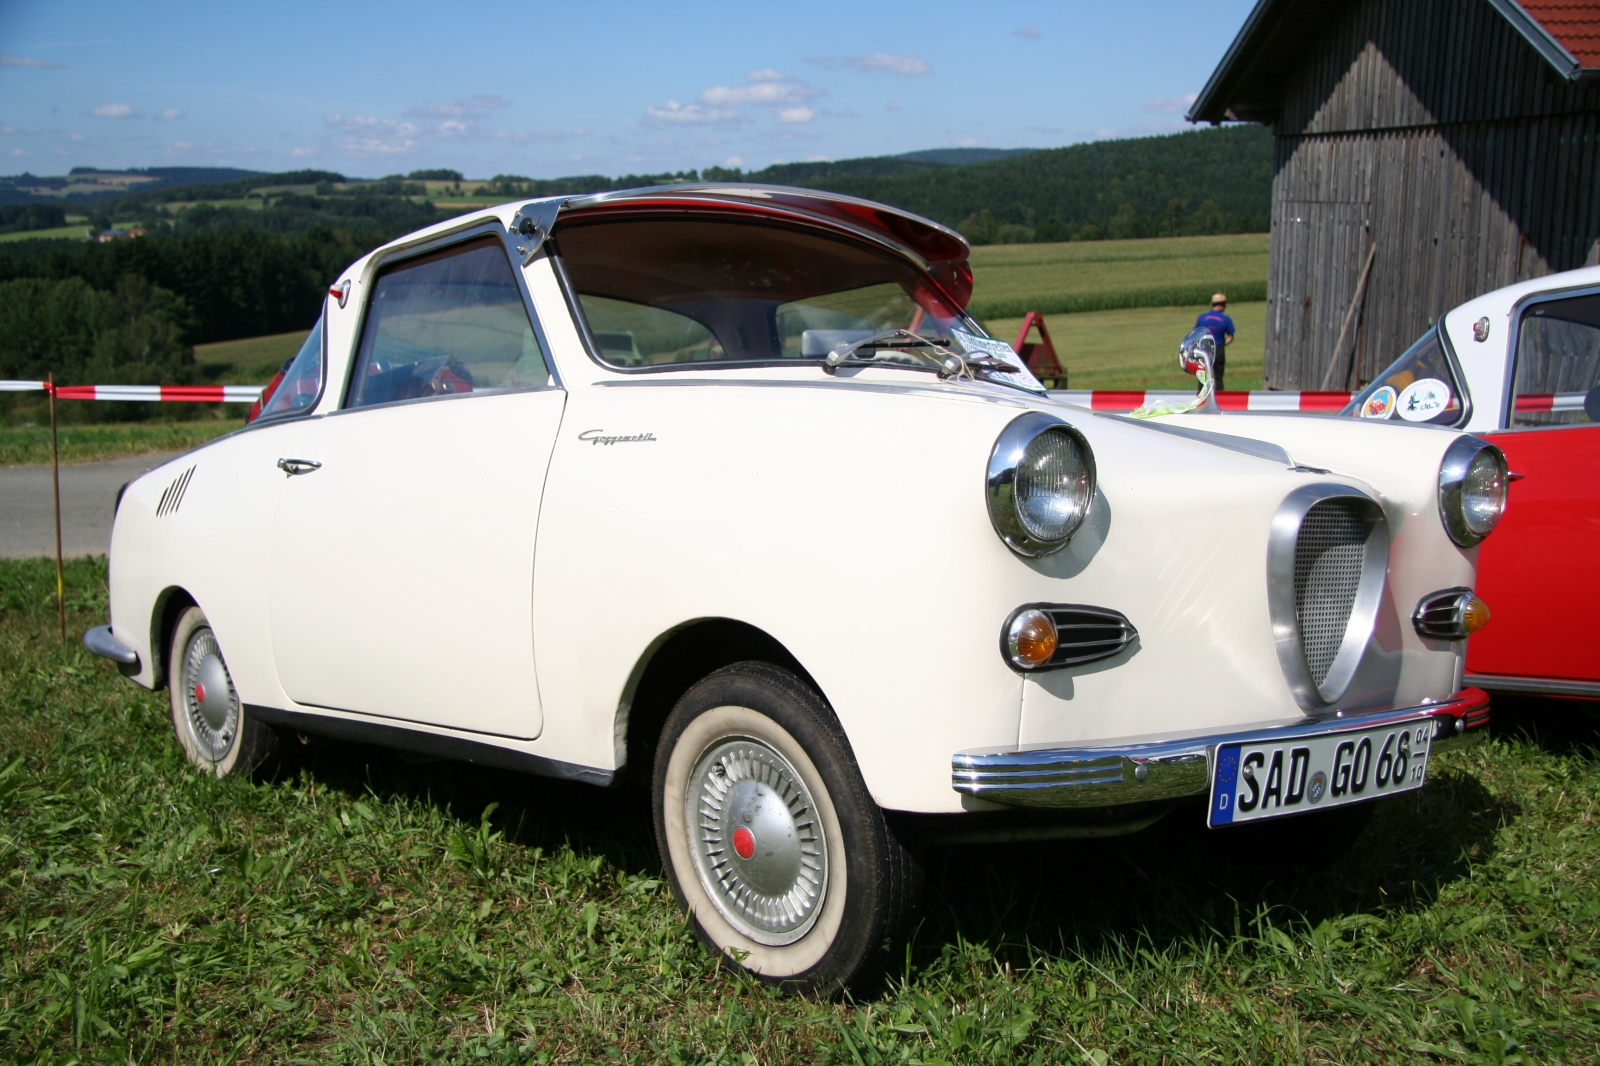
[1498,280,1600,431]
[1267,483,1390,710]
[1342,324,1473,429]
[334,218,564,415]
[240,299,330,432]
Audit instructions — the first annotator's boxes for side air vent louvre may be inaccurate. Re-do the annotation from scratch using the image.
[1293,499,1367,686]
[155,465,196,518]
[1035,604,1138,668]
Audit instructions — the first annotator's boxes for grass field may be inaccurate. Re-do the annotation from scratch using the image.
[0,421,244,467]
[1,556,1596,1063]
[194,330,310,386]
[0,225,93,244]
[967,234,1270,319]
[982,303,1267,392]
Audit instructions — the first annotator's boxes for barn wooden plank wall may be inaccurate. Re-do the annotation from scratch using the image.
[1262,0,1600,390]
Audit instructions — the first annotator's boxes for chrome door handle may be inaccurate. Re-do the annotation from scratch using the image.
[277,457,322,476]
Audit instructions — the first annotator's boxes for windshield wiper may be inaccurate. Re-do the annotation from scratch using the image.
[821,328,1014,380]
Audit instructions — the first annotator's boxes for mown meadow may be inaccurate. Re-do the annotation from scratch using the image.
[1,556,1597,1063]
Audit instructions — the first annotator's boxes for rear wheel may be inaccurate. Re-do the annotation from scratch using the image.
[653,662,919,994]
[168,606,276,778]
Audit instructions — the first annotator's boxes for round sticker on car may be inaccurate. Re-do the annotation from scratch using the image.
[1397,378,1452,421]
[1360,385,1397,419]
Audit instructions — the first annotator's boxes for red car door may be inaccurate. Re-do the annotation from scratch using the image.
[1465,287,1600,693]
[1468,424,1600,687]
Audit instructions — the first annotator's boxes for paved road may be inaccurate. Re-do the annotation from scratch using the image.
[1,452,180,558]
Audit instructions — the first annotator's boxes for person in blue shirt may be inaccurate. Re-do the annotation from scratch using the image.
[1195,293,1235,391]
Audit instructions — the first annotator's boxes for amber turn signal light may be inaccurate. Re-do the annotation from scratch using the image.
[1007,609,1058,668]
[1462,595,1491,634]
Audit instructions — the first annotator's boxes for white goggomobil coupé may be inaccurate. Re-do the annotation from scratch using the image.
[88,185,1506,992]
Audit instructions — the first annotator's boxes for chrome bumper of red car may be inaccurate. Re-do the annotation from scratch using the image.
[951,688,1491,809]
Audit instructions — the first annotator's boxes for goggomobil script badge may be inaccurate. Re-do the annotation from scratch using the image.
[579,429,658,446]
[1396,378,1451,422]
[1360,385,1397,419]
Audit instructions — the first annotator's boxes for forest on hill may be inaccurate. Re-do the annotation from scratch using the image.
[0,126,1274,420]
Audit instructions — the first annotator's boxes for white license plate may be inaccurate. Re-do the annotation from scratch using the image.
[1208,719,1433,827]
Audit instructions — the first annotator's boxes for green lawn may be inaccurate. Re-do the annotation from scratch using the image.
[968,234,1269,319]
[194,329,310,386]
[0,421,243,467]
[1,556,1596,1063]
[982,303,1267,392]
[0,225,93,244]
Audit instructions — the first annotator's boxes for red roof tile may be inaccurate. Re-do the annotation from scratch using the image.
[1518,0,1600,68]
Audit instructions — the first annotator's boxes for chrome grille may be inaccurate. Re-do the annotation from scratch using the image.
[1293,500,1367,686]
[1043,605,1137,667]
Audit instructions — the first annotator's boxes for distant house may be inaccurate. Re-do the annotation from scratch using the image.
[95,226,147,242]
[1190,0,1600,390]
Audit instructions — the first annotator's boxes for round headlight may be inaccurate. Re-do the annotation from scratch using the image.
[987,412,1097,557]
[1438,435,1507,547]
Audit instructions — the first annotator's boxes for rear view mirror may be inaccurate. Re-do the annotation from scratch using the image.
[1179,327,1216,378]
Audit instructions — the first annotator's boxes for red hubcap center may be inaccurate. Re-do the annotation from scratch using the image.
[194,682,206,703]
[732,825,756,860]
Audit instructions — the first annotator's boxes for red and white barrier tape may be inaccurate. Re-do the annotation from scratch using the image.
[0,381,262,402]
[1,379,1586,413]
[1049,389,1355,412]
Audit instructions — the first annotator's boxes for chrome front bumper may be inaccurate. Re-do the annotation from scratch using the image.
[952,688,1490,809]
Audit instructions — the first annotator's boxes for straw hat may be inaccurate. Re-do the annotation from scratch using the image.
[1210,293,1227,306]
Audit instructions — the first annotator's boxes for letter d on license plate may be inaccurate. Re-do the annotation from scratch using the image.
[1208,719,1433,827]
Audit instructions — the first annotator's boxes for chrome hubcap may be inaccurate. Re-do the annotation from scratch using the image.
[181,628,237,762]
[686,736,827,946]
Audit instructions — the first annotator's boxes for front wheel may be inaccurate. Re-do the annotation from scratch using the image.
[168,605,277,778]
[653,662,919,994]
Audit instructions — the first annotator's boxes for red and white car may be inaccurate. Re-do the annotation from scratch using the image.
[1342,264,1600,702]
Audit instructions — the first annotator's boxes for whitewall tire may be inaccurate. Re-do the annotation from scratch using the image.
[168,605,276,778]
[653,662,919,993]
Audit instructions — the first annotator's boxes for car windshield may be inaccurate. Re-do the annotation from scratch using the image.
[1341,326,1467,426]
[554,215,1014,377]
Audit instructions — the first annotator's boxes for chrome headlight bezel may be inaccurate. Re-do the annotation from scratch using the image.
[1438,435,1508,547]
[986,412,1097,558]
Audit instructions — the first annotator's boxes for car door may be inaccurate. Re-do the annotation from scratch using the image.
[268,231,565,738]
[1468,287,1600,687]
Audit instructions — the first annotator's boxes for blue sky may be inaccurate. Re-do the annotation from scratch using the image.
[0,0,1257,179]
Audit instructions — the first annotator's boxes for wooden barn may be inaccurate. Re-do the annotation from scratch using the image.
[1190,0,1600,390]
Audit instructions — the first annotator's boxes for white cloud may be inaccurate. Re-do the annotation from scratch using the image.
[842,52,931,76]
[776,107,814,123]
[745,68,786,83]
[290,147,315,157]
[1013,25,1042,39]
[724,155,743,166]
[323,113,419,154]
[885,102,901,112]
[806,154,830,162]
[699,77,820,107]
[1143,93,1198,113]
[957,138,982,147]
[91,102,139,119]
[646,100,738,124]
[466,94,510,109]
[1,52,63,68]
[405,95,512,118]
[158,108,184,121]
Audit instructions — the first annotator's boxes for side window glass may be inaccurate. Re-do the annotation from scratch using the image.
[257,315,324,419]
[347,236,551,409]
[578,295,720,365]
[1342,327,1466,425]
[1510,292,1600,427]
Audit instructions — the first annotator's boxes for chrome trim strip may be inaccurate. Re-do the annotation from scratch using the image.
[245,704,615,786]
[1465,673,1600,699]
[952,695,1489,809]
[83,625,139,667]
[1096,412,1293,466]
[1268,484,1389,709]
